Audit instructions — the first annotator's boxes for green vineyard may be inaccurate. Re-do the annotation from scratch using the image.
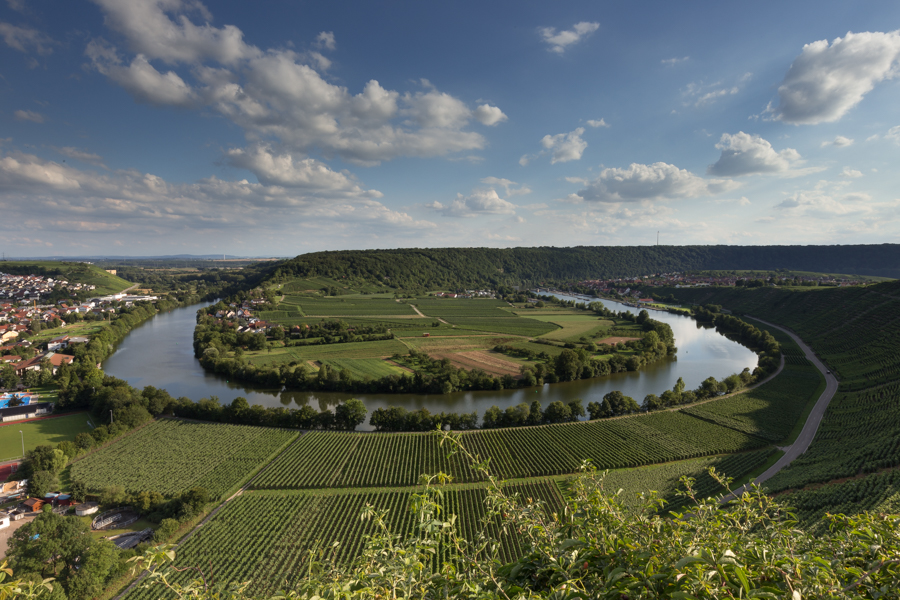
[681,363,823,443]
[69,419,298,500]
[122,481,565,600]
[253,412,766,490]
[594,448,775,508]
[664,280,900,506]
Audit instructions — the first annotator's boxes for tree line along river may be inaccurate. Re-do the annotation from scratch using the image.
[101,294,757,430]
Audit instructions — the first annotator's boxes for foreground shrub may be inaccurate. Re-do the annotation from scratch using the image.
[119,430,900,599]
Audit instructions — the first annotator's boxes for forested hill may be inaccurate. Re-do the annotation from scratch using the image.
[264,245,900,289]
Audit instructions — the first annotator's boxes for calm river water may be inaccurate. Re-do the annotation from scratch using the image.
[102,295,757,429]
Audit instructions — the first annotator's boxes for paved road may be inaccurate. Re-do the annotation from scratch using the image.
[728,317,839,496]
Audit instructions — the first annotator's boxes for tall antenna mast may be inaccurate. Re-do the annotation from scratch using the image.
[657,231,659,246]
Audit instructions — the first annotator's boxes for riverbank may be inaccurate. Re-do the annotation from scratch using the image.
[102,295,758,429]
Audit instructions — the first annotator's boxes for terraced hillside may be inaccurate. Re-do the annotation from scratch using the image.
[660,280,900,519]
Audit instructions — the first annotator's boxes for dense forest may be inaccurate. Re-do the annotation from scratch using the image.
[260,244,900,290]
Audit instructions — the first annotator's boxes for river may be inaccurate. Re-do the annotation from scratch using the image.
[102,295,757,430]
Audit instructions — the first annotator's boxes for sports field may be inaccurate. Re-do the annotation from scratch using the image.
[0,413,93,459]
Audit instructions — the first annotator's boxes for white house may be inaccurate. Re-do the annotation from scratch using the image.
[47,335,70,351]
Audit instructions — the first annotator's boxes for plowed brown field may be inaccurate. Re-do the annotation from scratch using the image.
[429,350,522,377]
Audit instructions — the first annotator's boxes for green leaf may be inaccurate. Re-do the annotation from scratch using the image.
[675,556,708,569]
[734,565,751,594]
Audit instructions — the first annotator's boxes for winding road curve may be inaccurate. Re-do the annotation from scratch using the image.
[729,317,839,495]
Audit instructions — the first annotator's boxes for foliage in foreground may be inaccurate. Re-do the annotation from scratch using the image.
[11,431,900,599]
[119,431,900,599]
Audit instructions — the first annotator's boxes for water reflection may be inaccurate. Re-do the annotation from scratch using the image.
[102,295,757,430]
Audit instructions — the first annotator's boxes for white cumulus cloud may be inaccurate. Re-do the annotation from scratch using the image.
[822,135,854,147]
[225,145,381,197]
[708,132,802,177]
[95,52,197,107]
[85,2,506,166]
[541,127,587,163]
[90,0,259,65]
[428,188,517,217]
[473,104,508,126]
[773,30,900,124]
[577,162,739,203]
[586,118,608,128]
[540,21,599,54]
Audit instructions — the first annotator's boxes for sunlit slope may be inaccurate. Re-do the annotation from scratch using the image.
[662,280,900,506]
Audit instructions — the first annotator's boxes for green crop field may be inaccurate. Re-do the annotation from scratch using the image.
[595,448,775,508]
[122,480,564,600]
[529,314,613,341]
[403,335,519,350]
[665,279,900,500]
[319,358,407,379]
[280,297,418,316]
[681,363,824,443]
[412,298,516,318]
[68,419,297,500]
[781,469,900,533]
[253,412,766,490]
[0,413,93,460]
[442,317,558,337]
[246,339,410,367]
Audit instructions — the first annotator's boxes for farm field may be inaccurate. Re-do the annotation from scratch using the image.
[122,480,565,600]
[411,298,516,318]
[441,317,557,336]
[428,350,523,377]
[236,292,680,385]
[0,413,92,459]
[681,362,824,443]
[594,449,775,508]
[68,419,297,500]
[318,357,408,379]
[528,314,613,341]
[246,339,409,367]
[402,335,518,351]
[667,280,900,496]
[763,381,900,493]
[781,468,900,533]
[253,412,767,490]
[281,297,420,317]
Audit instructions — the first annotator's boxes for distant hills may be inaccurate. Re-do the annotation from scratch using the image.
[264,245,900,290]
[2,254,286,261]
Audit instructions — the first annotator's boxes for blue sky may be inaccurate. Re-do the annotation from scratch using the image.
[2,0,900,256]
